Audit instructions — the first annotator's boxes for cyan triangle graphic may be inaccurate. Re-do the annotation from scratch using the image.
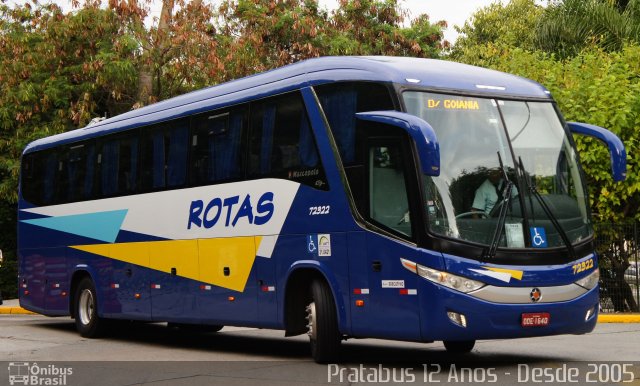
[21,209,128,243]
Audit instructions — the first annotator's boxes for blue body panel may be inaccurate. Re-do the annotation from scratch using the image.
[18,56,601,345]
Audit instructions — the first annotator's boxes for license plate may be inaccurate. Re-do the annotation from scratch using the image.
[521,312,550,327]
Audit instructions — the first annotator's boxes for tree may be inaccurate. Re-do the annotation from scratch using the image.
[0,1,141,300]
[326,0,448,57]
[215,0,327,78]
[0,2,139,202]
[134,0,223,103]
[452,0,543,57]
[214,0,447,79]
[536,0,640,57]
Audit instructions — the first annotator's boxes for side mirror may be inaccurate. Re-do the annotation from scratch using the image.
[356,111,440,176]
[568,122,626,182]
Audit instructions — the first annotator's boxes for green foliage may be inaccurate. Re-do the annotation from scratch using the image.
[215,0,446,79]
[536,0,640,57]
[327,0,447,57]
[451,0,543,59]
[0,3,139,202]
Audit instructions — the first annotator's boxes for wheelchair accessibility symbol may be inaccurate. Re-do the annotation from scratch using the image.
[307,235,317,253]
[530,227,548,248]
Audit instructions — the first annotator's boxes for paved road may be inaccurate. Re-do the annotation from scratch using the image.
[0,314,639,385]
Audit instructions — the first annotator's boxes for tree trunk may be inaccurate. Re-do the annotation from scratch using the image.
[137,0,174,107]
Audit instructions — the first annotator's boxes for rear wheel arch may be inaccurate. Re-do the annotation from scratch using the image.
[283,264,345,337]
[283,267,326,337]
[282,265,343,363]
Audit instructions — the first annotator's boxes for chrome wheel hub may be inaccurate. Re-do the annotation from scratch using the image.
[78,289,94,326]
[306,302,317,340]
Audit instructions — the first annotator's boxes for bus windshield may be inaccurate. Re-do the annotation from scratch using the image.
[403,91,591,250]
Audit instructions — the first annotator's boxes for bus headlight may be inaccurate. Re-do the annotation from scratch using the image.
[412,264,485,293]
[575,268,599,290]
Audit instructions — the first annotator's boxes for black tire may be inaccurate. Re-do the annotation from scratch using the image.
[443,340,475,353]
[307,279,341,363]
[167,323,223,333]
[74,277,108,338]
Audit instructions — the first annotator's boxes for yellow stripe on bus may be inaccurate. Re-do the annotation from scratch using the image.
[484,267,524,281]
[71,236,262,292]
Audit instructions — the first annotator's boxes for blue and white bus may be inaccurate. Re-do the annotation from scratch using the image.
[18,56,626,362]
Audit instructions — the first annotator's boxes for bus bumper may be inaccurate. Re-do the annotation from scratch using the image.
[419,283,599,342]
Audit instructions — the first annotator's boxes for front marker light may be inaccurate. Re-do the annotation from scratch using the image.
[447,311,468,328]
[585,307,596,321]
[416,265,485,293]
[575,268,599,290]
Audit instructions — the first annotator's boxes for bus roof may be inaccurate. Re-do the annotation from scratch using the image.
[24,56,551,154]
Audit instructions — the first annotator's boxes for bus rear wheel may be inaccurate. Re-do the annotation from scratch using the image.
[74,277,108,338]
[443,340,475,353]
[306,279,341,363]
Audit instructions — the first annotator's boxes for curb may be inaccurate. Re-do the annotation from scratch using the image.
[598,314,640,323]
[0,306,35,315]
[1,306,639,322]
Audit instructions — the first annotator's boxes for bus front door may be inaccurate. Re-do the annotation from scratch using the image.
[348,137,422,340]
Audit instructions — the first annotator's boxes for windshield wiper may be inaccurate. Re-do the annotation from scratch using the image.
[518,157,576,260]
[483,152,514,260]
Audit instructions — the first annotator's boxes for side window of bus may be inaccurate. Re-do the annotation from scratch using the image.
[98,133,138,197]
[21,152,52,206]
[190,108,247,186]
[249,92,328,190]
[315,82,396,165]
[20,153,36,204]
[141,119,189,191]
[315,82,396,205]
[60,142,96,203]
[41,152,58,204]
[368,140,413,238]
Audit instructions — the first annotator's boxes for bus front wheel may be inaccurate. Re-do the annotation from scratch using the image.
[74,277,108,338]
[443,340,475,353]
[306,279,341,363]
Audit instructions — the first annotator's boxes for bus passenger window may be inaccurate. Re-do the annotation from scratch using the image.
[316,82,396,166]
[42,152,57,205]
[64,143,96,202]
[141,120,189,191]
[249,92,328,190]
[190,109,246,186]
[99,134,138,197]
[369,143,412,237]
[21,152,54,206]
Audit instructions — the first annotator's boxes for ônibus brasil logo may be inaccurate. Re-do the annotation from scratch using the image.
[8,362,73,386]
